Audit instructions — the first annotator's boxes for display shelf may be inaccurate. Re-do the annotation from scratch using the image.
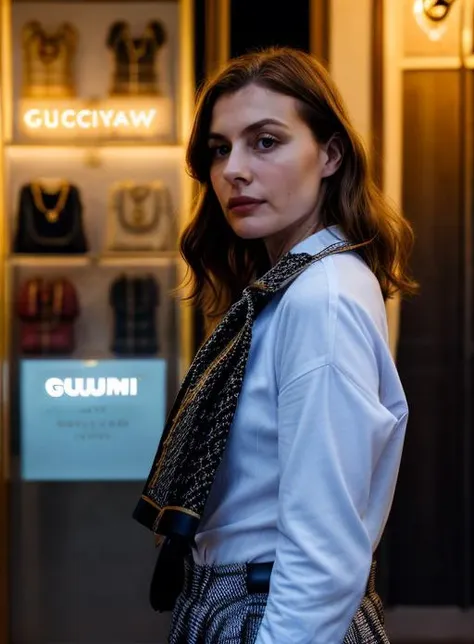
[8,252,180,268]
[16,354,109,362]
[98,251,180,267]
[5,143,186,163]
[12,1,163,4]
[0,1,196,641]
[5,142,185,150]
[8,254,92,267]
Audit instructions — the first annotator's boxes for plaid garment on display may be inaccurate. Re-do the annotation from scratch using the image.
[107,21,166,96]
[110,275,159,356]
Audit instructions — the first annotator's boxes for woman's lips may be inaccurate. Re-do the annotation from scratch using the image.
[227,197,265,214]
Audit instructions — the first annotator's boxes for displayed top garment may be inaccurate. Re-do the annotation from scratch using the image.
[13,181,89,254]
[106,180,175,252]
[110,275,160,356]
[17,277,80,355]
[18,277,79,321]
[22,21,77,98]
[107,21,166,96]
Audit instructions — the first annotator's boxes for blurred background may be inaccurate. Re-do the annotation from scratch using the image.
[0,0,473,642]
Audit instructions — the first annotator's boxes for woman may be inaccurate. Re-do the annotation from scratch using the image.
[133,47,416,643]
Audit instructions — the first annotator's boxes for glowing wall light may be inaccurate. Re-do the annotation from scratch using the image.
[413,0,458,41]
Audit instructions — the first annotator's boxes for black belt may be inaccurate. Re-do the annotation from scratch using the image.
[246,561,274,594]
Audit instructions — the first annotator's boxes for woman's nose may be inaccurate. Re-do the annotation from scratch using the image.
[222,149,252,184]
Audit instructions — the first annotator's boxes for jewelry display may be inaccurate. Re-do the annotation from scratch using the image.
[13,181,89,254]
[107,180,174,251]
[122,185,156,232]
[2,1,192,640]
[30,181,70,224]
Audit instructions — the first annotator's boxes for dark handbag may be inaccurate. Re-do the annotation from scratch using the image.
[13,182,88,254]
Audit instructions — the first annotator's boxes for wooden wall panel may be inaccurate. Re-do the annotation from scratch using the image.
[387,70,465,605]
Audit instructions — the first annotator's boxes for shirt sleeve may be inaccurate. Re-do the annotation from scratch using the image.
[253,361,400,644]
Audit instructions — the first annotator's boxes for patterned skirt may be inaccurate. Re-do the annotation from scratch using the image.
[168,558,390,643]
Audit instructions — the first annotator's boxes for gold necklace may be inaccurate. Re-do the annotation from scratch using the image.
[37,34,62,65]
[31,182,70,223]
[123,26,151,94]
[124,29,149,63]
[129,186,151,225]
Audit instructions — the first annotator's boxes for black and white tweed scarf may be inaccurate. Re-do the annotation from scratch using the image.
[133,237,366,542]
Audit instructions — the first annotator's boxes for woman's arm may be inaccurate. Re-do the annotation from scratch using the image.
[253,253,412,644]
[254,361,403,644]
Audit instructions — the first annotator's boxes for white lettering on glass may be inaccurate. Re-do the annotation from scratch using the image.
[44,377,139,398]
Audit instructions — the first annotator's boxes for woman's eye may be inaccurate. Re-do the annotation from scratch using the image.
[210,144,230,158]
[256,135,277,151]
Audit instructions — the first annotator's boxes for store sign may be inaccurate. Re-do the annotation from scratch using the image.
[20,358,167,481]
[18,97,173,140]
[24,108,157,131]
[45,377,139,398]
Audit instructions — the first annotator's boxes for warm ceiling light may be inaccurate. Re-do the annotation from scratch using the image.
[413,0,458,41]
[423,0,457,21]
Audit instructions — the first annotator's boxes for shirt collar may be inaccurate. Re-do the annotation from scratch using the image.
[289,225,348,256]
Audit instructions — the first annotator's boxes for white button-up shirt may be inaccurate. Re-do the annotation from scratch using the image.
[193,226,409,643]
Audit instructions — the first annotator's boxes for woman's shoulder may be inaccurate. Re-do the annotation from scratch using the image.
[281,245,385,326]
[272,246,389,383]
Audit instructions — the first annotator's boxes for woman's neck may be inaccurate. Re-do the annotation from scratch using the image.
[264,219,323,267]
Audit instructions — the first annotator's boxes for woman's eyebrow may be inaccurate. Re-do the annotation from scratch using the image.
[208,118,289,140]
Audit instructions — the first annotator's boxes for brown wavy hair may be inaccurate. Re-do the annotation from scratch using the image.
[180,47,417,332]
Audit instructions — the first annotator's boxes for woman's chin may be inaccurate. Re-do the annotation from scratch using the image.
[229,220,268,240]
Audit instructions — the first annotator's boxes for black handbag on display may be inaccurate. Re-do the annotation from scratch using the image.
[109,274,160,356]
[13,181,89,254]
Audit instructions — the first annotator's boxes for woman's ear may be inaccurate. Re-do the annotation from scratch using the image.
[321,135,344,178]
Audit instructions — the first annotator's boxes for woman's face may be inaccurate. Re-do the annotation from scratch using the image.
[208,83,342,263]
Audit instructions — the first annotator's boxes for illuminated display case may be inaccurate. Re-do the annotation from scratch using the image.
[0,1,196,642]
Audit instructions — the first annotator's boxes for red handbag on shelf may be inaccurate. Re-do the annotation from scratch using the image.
[17,277,80,355]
